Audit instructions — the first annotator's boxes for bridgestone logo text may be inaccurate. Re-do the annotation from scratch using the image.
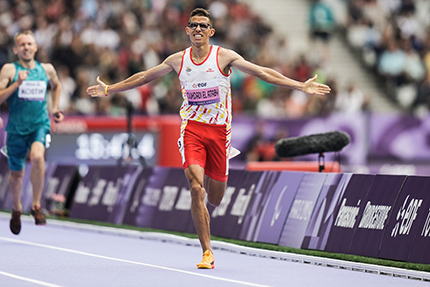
[358,201,391,230]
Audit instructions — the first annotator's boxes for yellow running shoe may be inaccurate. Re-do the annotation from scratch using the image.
[197,250,215,269]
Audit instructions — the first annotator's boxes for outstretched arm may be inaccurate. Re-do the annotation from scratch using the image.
[86,52,182,97]
[221,49,331,96]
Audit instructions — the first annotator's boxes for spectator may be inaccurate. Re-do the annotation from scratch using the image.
[57,65,76,112]
[309,0,336,63]
[335,82,369,113]
[413,71,430,115]
[378,38,406,88]
[69,68,95,115]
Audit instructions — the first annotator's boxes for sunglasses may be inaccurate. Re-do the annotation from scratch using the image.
[187,22,211,31]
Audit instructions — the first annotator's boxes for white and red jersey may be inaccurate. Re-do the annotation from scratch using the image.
[178,45,232,126]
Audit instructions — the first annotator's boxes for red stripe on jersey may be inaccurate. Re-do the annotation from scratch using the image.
[216,46,231,77]
[190,45,213,66]
[178,50,186,76]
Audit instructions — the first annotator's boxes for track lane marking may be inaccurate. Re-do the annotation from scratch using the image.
[0,237,271,287]
[0,271,63,287]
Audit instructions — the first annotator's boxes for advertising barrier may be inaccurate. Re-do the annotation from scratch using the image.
[278,172,327,248]
[301,173,352,250]
[122,167,195,233]
[43,164,79,214]
[209,170,268,240]
[254,171,304,244]
[69,165,142,224]
[378,176,430,262]
[408,185,430,264]
[349,175,407,257]
[144,167,193,232]
[0,164,35,212]
[324,174,376,254]
[4,160,430,264]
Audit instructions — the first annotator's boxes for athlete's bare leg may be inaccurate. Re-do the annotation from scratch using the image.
[29,141,45,208]
[185,164,226,253]
[9,170,24,212]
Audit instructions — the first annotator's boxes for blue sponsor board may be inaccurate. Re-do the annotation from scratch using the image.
[301,173,352,250]
[324,174,376,254]
[349,175,407,257]
[278,172,327,248]
[69,165,141,224]
[255,171,304,244]
[379,176,430,262]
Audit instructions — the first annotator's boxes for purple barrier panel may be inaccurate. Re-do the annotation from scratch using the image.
[254,171,305,244]
[278,172,327,248]
[0,156,10,209]
[42,164,79,215]
[238,170,276,241]
[0,164,34,212]
[122,167,194,233]
[324,174,376,254]
[148,168,193,233]
[209,169,267,240]
[121,167,155,228]
[378,176,430,262]
[0,159,77,214]
[0,162,62,212]
[301,173,352,250]
[349,175,407,257]
[69,165,141,224]
[408,190,430,264]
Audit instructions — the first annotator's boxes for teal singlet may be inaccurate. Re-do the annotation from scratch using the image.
[6,61,50,135]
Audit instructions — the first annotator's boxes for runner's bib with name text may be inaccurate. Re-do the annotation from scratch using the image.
[185,80,220,105]
[18,81,47,101]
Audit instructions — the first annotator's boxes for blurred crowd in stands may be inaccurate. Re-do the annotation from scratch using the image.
[0,0,429,118]
[344,0,430,115]
[0,0,367,119]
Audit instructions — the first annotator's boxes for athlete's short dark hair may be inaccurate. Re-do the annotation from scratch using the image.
[189,8,212,26]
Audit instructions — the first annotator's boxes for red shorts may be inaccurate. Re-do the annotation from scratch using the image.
[178,120,229,182]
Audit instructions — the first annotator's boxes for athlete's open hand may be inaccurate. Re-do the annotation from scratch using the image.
[86,76,108,97]
[302,75,331,96]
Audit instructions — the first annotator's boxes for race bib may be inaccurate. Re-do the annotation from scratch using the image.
[185,80,220,105]
[18,81,47,101]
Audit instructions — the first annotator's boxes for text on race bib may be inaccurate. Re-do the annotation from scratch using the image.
[185,80,220,105]
[18,81,47,101]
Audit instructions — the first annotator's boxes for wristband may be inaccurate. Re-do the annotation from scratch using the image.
[104,85,109,97]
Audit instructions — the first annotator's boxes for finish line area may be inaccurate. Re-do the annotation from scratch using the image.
[0,213,428,287]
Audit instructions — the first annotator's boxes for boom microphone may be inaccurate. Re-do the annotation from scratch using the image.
[275,131,351,158]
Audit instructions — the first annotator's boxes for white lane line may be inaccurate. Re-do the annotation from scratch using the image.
[0,237,271,287]
[0,271,63,287]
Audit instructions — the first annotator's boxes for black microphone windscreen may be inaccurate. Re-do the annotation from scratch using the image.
[275,131,351,158]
